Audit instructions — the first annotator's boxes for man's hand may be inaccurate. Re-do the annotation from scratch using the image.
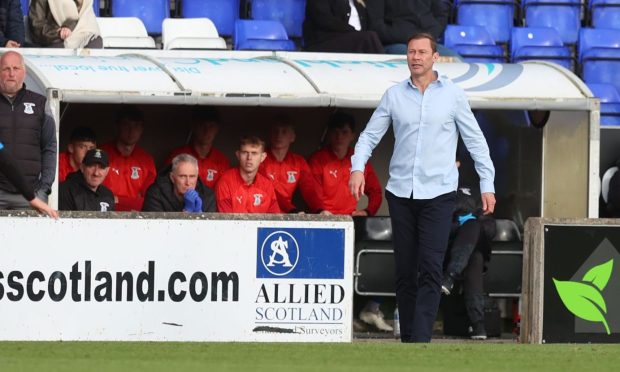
[183,189,202,212]
[59,27,72,40]
[349,171,365,201]
[29,198,59,219]
[352,209,368,217]
[481,192,496,215]
[5,40,20,48]
[319,210,333,216]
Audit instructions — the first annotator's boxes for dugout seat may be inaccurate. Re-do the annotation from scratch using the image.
[601,166,619,203]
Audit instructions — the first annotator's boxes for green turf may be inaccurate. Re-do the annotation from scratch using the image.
[1,342,619,371]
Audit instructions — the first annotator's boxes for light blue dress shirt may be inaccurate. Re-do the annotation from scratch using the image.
[351,74,495,199]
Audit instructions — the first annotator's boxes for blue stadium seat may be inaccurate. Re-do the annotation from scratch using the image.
[456,0,516,44]
[233,19,295,51]
[181,0,240,37]
[522,0,581,45]
[579,28,620,92]
[443,25,506,62]
[93,0,100,17]
[111,0,169,34]
[588,83,620,126]
[20,0,27,16]
[590,0,620,30]
[510,27,573,69]
[249,0,305,38]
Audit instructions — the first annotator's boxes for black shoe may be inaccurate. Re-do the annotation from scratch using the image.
[441,273,455,295]
[469,321,487,340]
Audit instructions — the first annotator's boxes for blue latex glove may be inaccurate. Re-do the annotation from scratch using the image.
[457,212,477,226]
[183,189,202,212]
[193,192,203,212]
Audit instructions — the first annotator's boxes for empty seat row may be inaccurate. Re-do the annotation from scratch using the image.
[454,0,620,46]
[444,25,572,69]
[19,0,306,38]
[96,17,294,51]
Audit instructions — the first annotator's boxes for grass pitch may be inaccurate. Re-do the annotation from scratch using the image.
[1,342,619,371]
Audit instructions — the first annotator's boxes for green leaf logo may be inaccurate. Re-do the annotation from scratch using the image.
[553,259,614,335]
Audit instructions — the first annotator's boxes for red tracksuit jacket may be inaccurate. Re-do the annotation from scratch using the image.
[259,150,324,212]
[215,168,280,213]
[101,143,157,211]
[308,147,382,215]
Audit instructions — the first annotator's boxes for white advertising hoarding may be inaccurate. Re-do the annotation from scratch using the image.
[0,216,354,342]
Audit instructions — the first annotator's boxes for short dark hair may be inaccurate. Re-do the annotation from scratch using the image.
[406,33,437,53]
[239,135,265,151]
[115,105,144,124]
[327,112,355,132]
[69,126,96,144]
[191,106,220,123]
[272,114,293,129]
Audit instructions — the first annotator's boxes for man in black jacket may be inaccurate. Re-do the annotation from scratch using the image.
[303,0,384,53]
[59,148,115,212]
[0,141,57,217]
[0,0,24,48]
[366,0,451,55]
[0,51,57,209]
[142,153,216,213]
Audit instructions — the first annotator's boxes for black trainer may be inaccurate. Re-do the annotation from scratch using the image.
[470,321,487,340]
[441,273,455,295]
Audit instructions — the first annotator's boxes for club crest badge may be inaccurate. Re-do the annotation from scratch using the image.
[23,102,35,114]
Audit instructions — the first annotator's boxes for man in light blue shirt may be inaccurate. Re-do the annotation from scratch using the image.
[350,33,495,343]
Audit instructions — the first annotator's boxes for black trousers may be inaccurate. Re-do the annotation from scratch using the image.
[387,190,456,343]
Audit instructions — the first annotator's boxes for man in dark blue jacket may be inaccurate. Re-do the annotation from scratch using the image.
[0,0,25,48]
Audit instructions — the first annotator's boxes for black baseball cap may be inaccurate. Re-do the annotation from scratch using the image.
[82,149,109,167]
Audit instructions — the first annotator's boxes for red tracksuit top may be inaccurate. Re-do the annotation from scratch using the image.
[101,143,157,211]
[165,145,230,190]
[258,149,325,213]
[215,168,280,213]
[308,147,382,215]
[58,152,75,182]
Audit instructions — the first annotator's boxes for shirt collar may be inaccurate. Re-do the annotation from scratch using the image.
[406,71,445,90]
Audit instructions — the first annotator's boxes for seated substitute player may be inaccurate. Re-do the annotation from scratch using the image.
[259,116,325,213]
[165,107,230,190]
[0,141,57,218]
[215,135,280,213]
[101,105,156,211]
[58,126,97,182]
[59,148,115,212]
[308,112,382,216]
[142,153,216,213]
[309,112,387,332]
